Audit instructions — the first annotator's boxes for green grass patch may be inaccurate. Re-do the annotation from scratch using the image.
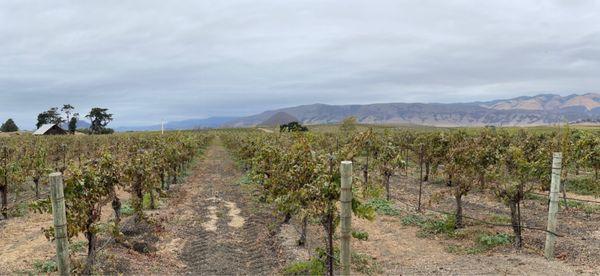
[446,233,512,255]
[365,199,400,216]
[488,214,511,224]
[33,259,57,273]
[237,173,253,186]
[120,201,134,217]
[567,178,600,197]
[69,240,87,253]
[8,202,29,217]
[283,258,325,275]
[351,230,369,241]
[401,214,427,226]
[559,199,600,214]
[351,252,382,275]
[478,233,512,248]
[418,215,456,237]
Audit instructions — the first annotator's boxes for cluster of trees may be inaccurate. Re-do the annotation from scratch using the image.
[0,132,211,274]
[36,105,113,134]
[280,121,308,132]
[222,125,599,260]
[0,119,19,132]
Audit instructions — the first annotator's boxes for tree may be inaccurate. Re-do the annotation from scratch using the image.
[280,121,308,132]
[68,115,79,134]
[86,108,113,134]
[339,116,357,133]
[61,104,75,125]
[0,119,19,132]
[36,107,63,129]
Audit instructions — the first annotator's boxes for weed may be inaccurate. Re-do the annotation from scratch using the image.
[351,230,369,241]
[70,240,87,253]
[120,202,134,216]
[477,233,512,248]
[8,202,28,217]
[351,252,382,275]
[401,214,427,226]
[283,259,325,275]
[33,259,58,273]
[419,215,456,237]
[366,199,400,216]
[567,178,600,197]
[488,214,511,224]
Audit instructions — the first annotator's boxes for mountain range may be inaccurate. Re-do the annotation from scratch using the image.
[226,93,600,127]
[114,93,600,131]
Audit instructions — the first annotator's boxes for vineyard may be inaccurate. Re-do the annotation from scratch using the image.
[0,126,599,274]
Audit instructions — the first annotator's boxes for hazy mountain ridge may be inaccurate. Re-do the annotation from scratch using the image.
[226,93,600,127]
[116,117,237,132]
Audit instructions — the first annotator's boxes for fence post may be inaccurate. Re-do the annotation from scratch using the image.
[340,161,353,276]
[50,172,70,276]
[544,153,562,260]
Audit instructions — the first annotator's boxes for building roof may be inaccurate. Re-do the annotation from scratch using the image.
[33,124,63,135]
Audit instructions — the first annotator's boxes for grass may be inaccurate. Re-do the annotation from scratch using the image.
[69,240,87,253]
[566,178,600,197]
[120,201,134,216]
[488,214,511,224]
[284,248,381,275]
[366,199,400,216]
[8,202,28,217]
[283,259,325,276]
[446,233,512,255]
[401,213,459,238]
[33,259,58,273]
[352,230,369,241]
[559,199,600,214]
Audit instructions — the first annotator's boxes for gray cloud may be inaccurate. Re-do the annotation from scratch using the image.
[1,0,600,129]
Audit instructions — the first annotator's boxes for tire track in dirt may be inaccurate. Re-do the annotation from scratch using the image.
[180,139,283,275]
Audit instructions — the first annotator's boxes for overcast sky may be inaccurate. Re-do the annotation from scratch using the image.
[2,0,600,128]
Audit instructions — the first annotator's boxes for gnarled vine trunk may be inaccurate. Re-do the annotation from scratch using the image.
[454,185,463,229]
[0,184,7,219]
[508,199,523,248]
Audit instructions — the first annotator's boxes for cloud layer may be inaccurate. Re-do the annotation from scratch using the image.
[1,0,600,128]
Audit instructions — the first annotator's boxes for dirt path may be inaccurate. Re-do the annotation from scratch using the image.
[170,139,283,275]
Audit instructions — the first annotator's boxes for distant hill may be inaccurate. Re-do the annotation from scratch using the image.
[260,112,298,126]
[60,120,90,130]
[225,93,600,127]
[115,117,237,132]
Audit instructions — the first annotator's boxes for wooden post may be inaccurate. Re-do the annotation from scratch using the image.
[340,161,353,276]
[417,144,424,212]
[545,153,561,260]
[50,172,70,276]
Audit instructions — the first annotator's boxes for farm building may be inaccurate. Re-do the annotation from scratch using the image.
[33,124,67,135]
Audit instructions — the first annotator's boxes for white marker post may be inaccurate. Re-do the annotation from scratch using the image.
[545,153,562,260]
[340,161,353,276]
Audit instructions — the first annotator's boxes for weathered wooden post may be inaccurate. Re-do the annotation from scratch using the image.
[50,172,70,276]
[417,144,424,212]
[340,161,353,276]
[544,153,562,260]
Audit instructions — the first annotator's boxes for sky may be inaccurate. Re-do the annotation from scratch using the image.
[2,0,600,129]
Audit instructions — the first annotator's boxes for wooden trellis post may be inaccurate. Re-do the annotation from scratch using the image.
[340,161,353,276]
[50,172,70,276]
[545,153,562,260]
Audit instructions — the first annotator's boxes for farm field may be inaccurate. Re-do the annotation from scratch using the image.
[0,126,599,275]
